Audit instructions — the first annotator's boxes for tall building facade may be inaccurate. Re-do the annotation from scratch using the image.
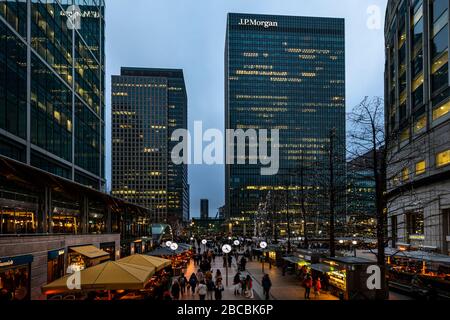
[112,68,189,224]
[225,13,346,236]
[201,199,209,220]
[0,0,106,190]
[385,0,450,254]
[0,1,153,300]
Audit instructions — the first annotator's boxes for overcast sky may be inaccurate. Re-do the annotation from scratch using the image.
[105,0,388,218]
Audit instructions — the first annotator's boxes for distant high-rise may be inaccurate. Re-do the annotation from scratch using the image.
[112,68,189,223]
[225,13,346,236]
[201,199,209,220]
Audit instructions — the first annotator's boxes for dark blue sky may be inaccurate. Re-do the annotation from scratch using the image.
[105,0,388,218]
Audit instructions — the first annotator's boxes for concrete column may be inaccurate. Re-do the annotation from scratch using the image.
[80,196,89,234]
[106,205,112,234]
[44,187,52,234]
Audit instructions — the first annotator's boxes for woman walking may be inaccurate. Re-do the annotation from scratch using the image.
[171,279,180,300]
[214,279,225,300]
[245,275,254,299]
[189,273,198,295]
[262,274,272,300]
[197,280,207,301]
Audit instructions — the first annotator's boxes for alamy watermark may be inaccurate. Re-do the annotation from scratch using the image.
[171,122,280,176]
[367,5,382,30]
[64,5,82,30]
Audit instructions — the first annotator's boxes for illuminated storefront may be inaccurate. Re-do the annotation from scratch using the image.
[0,255,33,301]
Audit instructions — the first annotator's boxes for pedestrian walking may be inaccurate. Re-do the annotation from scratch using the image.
[215,269,223,282]
[304,274,313,300]
[233,272,241,296]
[245,275,254,299]
[214,280,225,300]
[314,278,322,298]
[206,278,215,300]
[171,279,180,300]
[228,254,233,268]
[178,273,187,295]
[197,280,207,301]
[262,274,272,300]
[189,273,198,295]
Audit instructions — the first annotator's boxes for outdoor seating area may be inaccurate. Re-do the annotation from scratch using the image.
[41,255,172,300]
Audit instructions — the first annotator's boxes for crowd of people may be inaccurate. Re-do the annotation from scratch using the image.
[163,239,274,301]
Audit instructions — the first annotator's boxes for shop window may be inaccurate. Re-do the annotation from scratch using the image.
[0,209,37,234]
[407,211,424,238]
[0,264,30,300]
[436,149,450,167]
[415,161,426,175]
[47,250,65,283]
[433,100,450,120]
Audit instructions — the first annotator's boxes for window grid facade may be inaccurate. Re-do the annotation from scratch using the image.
[225,13,346,236]
[0,0,106,190]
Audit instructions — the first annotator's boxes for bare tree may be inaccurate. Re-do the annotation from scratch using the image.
[347,96,427,299]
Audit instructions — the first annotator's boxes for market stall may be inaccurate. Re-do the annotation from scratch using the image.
[319,256,376,300]
[118,255,171,272]
[382,249,450,298]
[147,246,191,275]
[42,260,156,300]
[66,245,110,274]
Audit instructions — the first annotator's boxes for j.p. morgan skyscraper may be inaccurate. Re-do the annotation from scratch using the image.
[225,13,346,237]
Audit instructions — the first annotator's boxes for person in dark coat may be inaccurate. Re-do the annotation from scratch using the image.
[189,273,198,295]
[262,274,272,300]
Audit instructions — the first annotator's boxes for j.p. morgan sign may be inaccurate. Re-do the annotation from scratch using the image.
[238,18,278,28]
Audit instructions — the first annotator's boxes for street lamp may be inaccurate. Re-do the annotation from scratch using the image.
[222,244,232,286]
[260,241,268,273]
[352,240,358,257]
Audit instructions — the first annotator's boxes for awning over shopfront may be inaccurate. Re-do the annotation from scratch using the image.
[70,245,110,260]
[310,263,333,273]
[42,261,155,294]
[118,254,171,272]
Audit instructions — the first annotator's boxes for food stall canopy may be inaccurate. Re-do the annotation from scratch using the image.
[283,256,308,265]
[42,261,155,294]
[118,255,171,272]
[372,249,450,265]
[310,263,334,273]
[70,246,110,259]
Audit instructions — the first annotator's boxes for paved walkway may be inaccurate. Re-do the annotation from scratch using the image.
[177,244,411,301]
[178,254,337,301]
[179,255,262,301]
[244,260,338,300]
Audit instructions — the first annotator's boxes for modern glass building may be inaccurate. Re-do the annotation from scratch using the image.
[0,0,106,190]
[112,68,189,224]
[225,13,346,237]
[385,0,450,254]
[0,1,154,300]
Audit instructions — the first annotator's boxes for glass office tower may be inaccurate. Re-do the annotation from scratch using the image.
[225,13,346,237]
[0,0,106,190]
[112,68,189,224]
